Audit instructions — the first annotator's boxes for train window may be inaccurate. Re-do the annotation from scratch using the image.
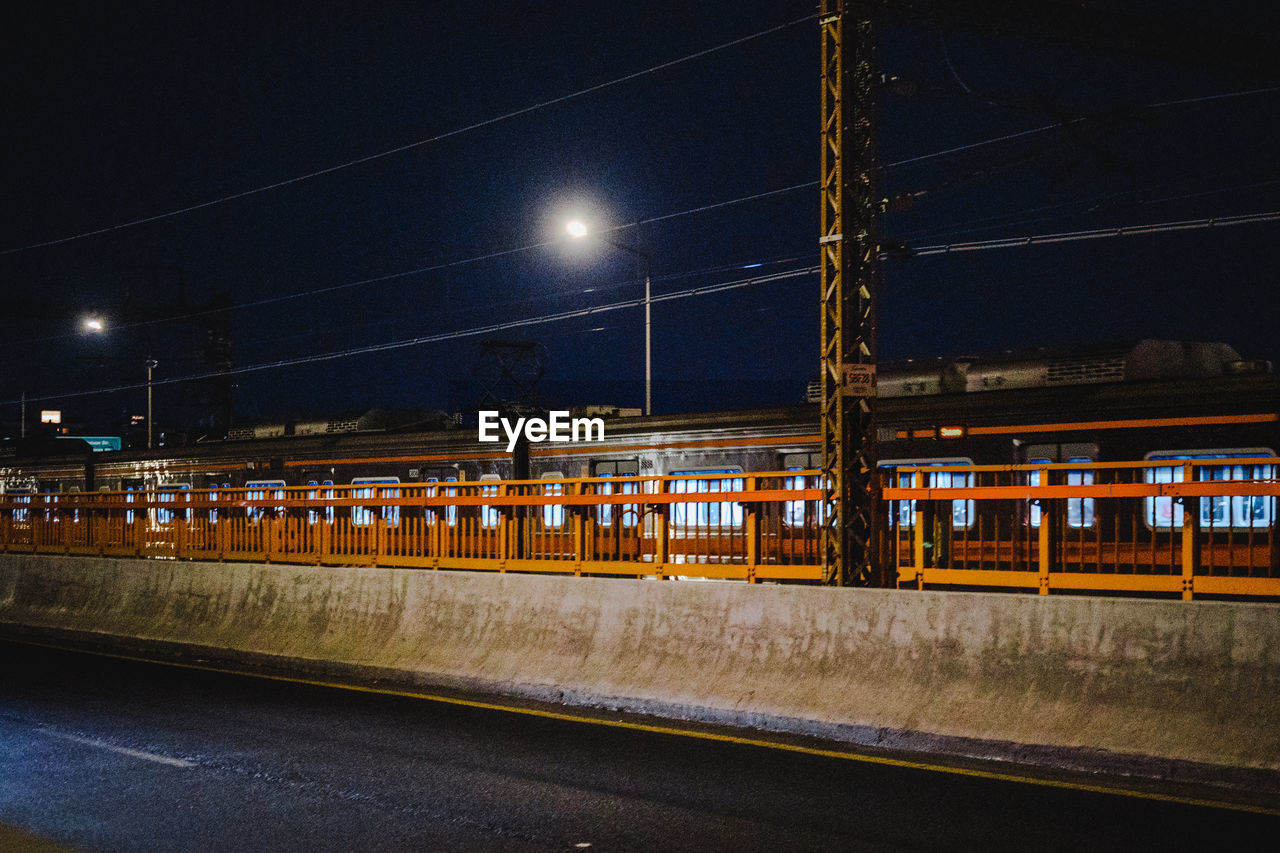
[156,483,191,524]
[781,452,821,470]
[1145,450,1276,530]
[1027,458,1096,528]
[245,479,287,522]
[37,484,59,523]
[670,468,744,528]
[207,482,231,523]
[479,474,501,528]
[541,472,565,528]
[782,456,822,527]
[594,474,640,528]
[594,460,639,477]
[306,480,335,524]
[352,477,400,526]
[880,458,974,529]
[424,476,459,527]
[6,489,33,523]
[125,485,138,524]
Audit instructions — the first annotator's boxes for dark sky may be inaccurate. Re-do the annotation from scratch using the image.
[3,1,1278,435]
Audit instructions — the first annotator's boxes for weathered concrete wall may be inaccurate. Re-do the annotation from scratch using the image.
[2,554,1278,772]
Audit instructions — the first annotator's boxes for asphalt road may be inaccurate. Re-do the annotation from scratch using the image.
[0,639,1275,852]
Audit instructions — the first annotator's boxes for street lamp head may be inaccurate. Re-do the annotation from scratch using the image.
[566,219,589,239]
[81,316,106,333]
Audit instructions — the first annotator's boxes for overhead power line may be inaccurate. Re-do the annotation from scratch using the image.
[3,184,821,348]
[884,85,1280,169]
[0,14,815,258]
[912,209,1280,256]
[5,267,817,406]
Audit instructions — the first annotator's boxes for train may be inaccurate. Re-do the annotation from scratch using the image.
[0,339,1275,499]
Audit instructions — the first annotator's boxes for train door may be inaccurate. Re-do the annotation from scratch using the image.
[591,459,640,529]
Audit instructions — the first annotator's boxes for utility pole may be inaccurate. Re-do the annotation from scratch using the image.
[819,1,881,587]
[146,356,158,449]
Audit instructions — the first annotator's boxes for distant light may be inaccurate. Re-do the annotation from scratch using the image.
[566,220,589,239]
[82,316,105,333]
[40,410,62,425]
[742,263,763,269]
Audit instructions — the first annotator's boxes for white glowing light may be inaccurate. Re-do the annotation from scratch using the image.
[566,220,589,239]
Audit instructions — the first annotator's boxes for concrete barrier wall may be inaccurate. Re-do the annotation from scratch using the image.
[2,553,1278,772]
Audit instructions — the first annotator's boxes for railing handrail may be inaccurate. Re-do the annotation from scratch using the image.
[890,457,1280,474]
[0,471,824,510]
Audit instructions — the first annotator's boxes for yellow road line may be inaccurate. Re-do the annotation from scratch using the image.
[9,637,1279,818]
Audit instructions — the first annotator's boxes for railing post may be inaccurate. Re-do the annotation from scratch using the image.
[498,486,509,572]
[134,511,146,557]
[1180,462,1199,600]
[572,483,586,576]
[745,476,759,583]
[1038,467,1051,594]
[912,470,925,575]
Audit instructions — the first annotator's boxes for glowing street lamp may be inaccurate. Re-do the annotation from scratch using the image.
[80,315,159,449]
[566,220,653,416]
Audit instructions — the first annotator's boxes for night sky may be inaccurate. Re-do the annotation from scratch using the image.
[3,1,1278,439]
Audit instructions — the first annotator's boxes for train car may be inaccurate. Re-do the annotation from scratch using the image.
[2,339,1275,498]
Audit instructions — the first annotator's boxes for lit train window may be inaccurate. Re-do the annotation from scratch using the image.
[880,458,974,529]
[207,482,231,523]
[1027,459,1095,528]
[670,468,744,528]
[37,484,59,523]
[782,452,822,529]
[352,477,400,526]
[593,461,640,528]
[479,474,502,528]
[6,489,33,523]
[156,483,191,524]
[245,479,287,522]
[306,480,335,524]
[541,472,565,528]
[424,476,459,526]
[1145,450,1276,530]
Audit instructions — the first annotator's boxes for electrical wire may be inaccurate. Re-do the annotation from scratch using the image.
[5,266,817,406]
[0,14,815,258]
[2,187,819,348]
[911,209,1280,256]
[883,85,1280,169]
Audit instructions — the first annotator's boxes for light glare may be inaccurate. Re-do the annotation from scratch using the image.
[82,316,105,333]
[566,220,589,239]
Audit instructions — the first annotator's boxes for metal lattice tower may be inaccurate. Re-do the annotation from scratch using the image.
[819,1,881,586]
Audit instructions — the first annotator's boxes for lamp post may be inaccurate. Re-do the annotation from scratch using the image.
[81,315,160,449]
[145,356,158,449]
[566,221,653,416]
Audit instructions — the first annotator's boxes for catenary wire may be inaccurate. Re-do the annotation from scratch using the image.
[0,14,816,258]
[6,267,818,405]
[13,206,1280,406]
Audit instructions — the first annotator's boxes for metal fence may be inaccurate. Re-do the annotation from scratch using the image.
[0,472,824,583]
[882,458,1280,599]
[5,460,1279,598]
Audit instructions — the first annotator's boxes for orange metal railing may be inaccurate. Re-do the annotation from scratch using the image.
[5,461,1278,598]
[0,472,825,583]
[882,458,1280,599]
